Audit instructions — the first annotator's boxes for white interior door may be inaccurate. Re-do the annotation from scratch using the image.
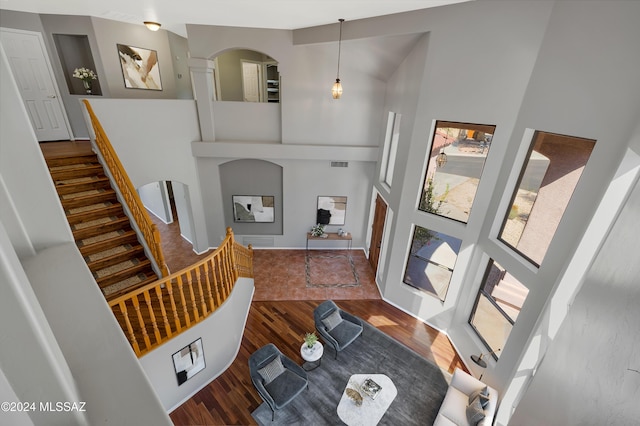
[241,61,261,102]
[1,28,71,141]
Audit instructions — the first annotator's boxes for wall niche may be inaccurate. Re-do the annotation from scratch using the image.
[53,34,102,96]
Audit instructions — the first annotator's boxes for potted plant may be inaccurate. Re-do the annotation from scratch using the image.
[303,332,318,349]
[310,224,325,237]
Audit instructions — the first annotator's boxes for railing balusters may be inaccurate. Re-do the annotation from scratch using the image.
[131,295,151,352]
[143,290,162,343]
[166,280,182,332]
[118,301,140,356]
[154,285,172,338]
[108,228,252,357]
[176,276,191,328]
[194,265,207,316]
[185,270,200,322]
[203,261,215,312]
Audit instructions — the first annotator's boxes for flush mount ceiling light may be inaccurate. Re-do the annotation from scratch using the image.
[331,18,345,99]
[144,21,161,31]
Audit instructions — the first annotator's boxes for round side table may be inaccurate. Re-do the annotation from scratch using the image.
[300,342,323,371]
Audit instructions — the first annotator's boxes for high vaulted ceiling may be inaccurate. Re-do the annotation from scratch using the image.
[1,0,473,37]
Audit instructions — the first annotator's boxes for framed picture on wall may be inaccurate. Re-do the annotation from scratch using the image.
[116,44,162,90]
[233,195,275,222]
[317,196,347,225]
[172,338,205,386]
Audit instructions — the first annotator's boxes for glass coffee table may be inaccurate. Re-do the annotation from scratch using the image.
[337,374,397,426]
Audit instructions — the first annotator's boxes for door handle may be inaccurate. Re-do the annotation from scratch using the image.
[48,95,57,98]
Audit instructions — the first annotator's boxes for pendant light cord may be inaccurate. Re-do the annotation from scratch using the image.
[336,19,344,80]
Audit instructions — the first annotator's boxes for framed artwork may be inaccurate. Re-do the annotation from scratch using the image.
[317,196,347,225]
[172,338,205,386]
[116,44,162,90]
[233,195,275,223]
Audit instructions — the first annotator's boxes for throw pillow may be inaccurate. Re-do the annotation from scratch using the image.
[321,310,343,331]
[468,386,490,408]
[466,396,486,425]
[257,356,285,385]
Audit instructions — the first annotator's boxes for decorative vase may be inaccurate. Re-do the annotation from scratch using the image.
[82,80,92,94]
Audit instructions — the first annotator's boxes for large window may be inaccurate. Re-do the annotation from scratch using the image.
[469,260,529,358]
[381,112,401,187]
[403,226,462,301]
[498,131,596,266]
[419,121,495,223]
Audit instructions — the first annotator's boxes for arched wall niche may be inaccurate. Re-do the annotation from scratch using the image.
[219,159,283,236]
[211,48,280,103]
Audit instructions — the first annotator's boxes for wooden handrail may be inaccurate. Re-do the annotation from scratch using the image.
[82,100,168,277]
[108,227,254,357]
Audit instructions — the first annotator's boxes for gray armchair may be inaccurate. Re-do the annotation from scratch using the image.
[249,343,308,421]
[314,300,363,359]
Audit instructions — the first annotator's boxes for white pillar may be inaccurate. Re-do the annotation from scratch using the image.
[188,57,216,141]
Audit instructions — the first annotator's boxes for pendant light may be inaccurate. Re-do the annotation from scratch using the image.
[332,19,345,99]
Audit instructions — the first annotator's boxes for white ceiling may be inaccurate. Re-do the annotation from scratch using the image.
[1,0,472,37]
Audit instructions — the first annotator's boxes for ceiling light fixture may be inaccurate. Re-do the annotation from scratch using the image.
[144,21,161,31]
[435,148,448,168]
[331,18,345,99]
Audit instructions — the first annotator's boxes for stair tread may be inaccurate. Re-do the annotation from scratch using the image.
[66,203,124,224]
[72,218,132,241]
[97,262,155,288]
[105,275,159,302]
[86,244,146,271]
[78,230,139,256]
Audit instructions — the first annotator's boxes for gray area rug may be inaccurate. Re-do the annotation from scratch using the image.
[252,321,450,425]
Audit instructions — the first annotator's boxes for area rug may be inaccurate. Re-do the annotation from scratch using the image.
[306,253,359,288]
[251,321,450,425]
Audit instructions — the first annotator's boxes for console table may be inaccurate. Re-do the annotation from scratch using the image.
[306,232,352,251]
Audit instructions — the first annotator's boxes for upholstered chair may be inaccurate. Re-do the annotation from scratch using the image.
[314,300,364,359]
[249,343,309,421]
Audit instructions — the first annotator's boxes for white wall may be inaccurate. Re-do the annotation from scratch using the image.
[84,99,210,252]
[140,279,254,411]
[0,44,73,255]
[509,161,640,425]
[139,181,172,224]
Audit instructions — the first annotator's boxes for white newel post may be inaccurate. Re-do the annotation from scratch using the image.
[188,57,216,141]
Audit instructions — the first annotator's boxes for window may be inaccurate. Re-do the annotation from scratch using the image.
[469,260,529,358]
[403,226,462,301]
[498,131,595,266]
[419,121,495,223]
[381,112,401,187]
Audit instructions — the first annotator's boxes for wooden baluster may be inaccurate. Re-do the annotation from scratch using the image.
[166,280,182,332]
[154,284,172,338]
[118,301,141,356]
[223,245,233,293]
[131,295,151,353]
[176,275,191,328]
[203,261,216,311]
[209,257,222,308]
[143,290,162,344]
[228,228,239,281]
[216,253,227,299]
[185,270,200,322]
[194,265,208,316]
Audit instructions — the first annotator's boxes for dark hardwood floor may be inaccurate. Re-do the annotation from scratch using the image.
[40,142,467,425]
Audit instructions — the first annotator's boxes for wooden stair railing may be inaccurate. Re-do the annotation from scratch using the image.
[82,99,168,277]
[109,228,254,357]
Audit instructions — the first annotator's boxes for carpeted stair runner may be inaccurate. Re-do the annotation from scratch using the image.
[45,152,158,300]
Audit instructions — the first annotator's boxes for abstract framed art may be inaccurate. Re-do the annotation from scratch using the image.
[172,338,205,386]
[233,195,275,223]
[116,43,162,90]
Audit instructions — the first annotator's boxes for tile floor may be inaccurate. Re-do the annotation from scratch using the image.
[149,208,381,301]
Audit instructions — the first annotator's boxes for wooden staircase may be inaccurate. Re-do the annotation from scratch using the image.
[45,152,159,301]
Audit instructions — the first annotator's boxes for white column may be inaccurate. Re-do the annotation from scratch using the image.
[188,57,216,141]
